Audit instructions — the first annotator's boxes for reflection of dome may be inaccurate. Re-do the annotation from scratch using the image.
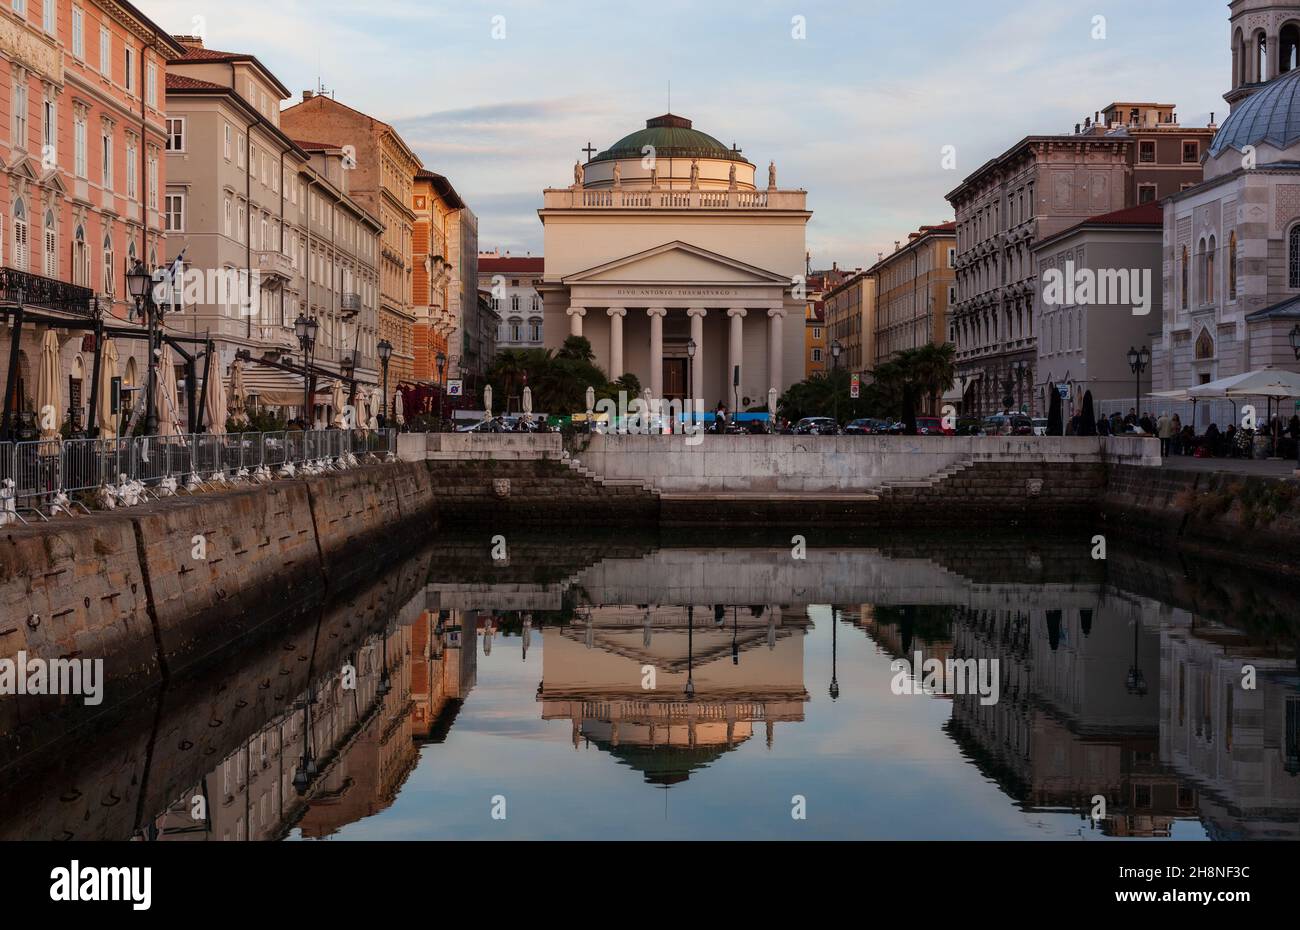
[593,736,739,786]
[592,114,748,164]
[1209,68,1300,159]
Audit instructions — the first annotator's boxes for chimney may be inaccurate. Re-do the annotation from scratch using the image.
[1075,123,1081,134]
[303,90,314,101]
[173,35,204,50]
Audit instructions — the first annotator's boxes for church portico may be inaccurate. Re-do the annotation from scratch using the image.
[539,114,811,410]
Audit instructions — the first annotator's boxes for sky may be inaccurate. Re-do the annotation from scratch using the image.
[146,0,1230,270]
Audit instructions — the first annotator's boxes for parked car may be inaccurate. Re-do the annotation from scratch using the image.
[915,416,954,437]
[1032,417,1049,437]
[954,417,985,436]
[844,418,888,435]
[982,413,1034,436]
[793,417,839,435]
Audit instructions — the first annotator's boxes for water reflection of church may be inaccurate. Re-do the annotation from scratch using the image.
[539,605,810,785]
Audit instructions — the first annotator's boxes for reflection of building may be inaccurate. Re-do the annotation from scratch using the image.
[539,605,810,785]
[1160,611,1300,839]
[939,601,1199,837]
[150,607,477,840]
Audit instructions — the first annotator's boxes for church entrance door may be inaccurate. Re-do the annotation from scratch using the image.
[663,358,688,399]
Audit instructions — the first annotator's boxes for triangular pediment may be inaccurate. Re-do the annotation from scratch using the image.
[565,241,790,287]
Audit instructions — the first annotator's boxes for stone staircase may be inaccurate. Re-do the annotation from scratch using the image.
[559,450,660,494]
[871,461,973,494]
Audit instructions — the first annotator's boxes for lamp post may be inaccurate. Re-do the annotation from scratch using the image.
[1290,326,1300,466]
[435,350,447,432]
[294,313,319,426]
[377,338,393,428]
[686,337,697,427]
[1013,360,1028,414]
[126,261,161,435]
[830,338,843,430]
[1127,345,1150,423]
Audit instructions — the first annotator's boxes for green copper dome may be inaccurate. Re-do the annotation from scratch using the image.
[592,114,750,164]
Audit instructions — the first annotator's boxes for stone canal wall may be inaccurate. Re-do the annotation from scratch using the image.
[1103,463,1300,577]
[0,461,436,718]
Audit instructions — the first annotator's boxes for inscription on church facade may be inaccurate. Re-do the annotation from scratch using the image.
[613,287,742,299]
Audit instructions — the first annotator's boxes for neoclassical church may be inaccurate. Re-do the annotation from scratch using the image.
[1154,0,1300,394]
[538,114,811,408]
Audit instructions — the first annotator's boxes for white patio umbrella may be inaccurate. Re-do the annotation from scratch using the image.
[203,360,229,435]
[367,389,380,430]
[331,380,346,428]
[522,386,532,415]
[97,338,120,439]
[35,329,62,441]
[153,344,181,436]
[393,388,405,426]
[483,384,493,416]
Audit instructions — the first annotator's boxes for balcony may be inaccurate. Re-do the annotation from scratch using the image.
[0,267,98,318]
[255,250,295,284]
[542,187,808,211]
[341,292,362,314]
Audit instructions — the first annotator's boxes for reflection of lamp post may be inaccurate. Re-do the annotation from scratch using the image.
[127,261,161,435]
[376,632,391,697]
[292,684,317,796]
[435,350,447,431]
[685,605,695,699]
[829,607,840,700]
[294,313,319,424]
[377,338,393,427]
[830,339,843,428]
[1125,620,1148,697]
[1127,345,1150,423]
[686,338,697,423]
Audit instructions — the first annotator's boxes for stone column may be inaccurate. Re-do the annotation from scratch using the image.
[567,306,586,338]
[607,307,626,377]
[766,308,785,393]
[1268,33,1280,82]
[727,308,746,398]
[647,307,667,398]
[687,307,706,403]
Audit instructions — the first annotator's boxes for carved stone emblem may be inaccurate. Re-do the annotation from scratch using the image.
[492,479,511,499]
[1026,478,1044,498]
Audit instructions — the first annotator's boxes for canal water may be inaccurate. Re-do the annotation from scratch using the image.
[2,532,1297,841]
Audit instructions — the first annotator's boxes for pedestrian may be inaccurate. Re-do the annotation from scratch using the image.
[1170,414,1182,454]
[1097,415,1110,436]
[714,402,728,434]
[1157,411,1173,456]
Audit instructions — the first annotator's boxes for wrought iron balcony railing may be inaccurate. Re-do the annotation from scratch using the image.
[0,267,98,317]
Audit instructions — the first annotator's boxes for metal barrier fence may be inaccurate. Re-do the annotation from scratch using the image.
[1,428,396,518]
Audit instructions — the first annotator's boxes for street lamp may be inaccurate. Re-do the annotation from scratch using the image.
[830,339,843,430]
[435,350,447,432]
[127,261,161,435]
[377,338,393,428]
[294,314,319,426]
[686,337,697,425]
[1290,324,1300,360]
[1127,345,1150,422]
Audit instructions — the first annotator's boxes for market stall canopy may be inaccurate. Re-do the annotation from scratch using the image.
[238,366,311,407]
[1187,368,1300,399]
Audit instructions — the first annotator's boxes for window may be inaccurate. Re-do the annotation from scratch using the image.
[166,118,185,152]
[224,124,232,161]
[102,128,113,189]
[812,348,823,363]
[947,247,956,268]
[12,80,27,149]
[1138,184,1157,204]
[1290,225,1300,289]
[126,139,137,199]
[164,194,184,233]
[1139,140,1156,163]
[236,134,245,169]
[223,198,231,237]
[99,27,110,78]
[43,0,54,34]
[71,7,84,59]
[74,113,87,177]
[13,200,28,271]
[43,210,56,279]
[812,327,822,340]
[1181,245,1190,308]
[1228,231,1238,300]
[42,96,54,158]
[147,152,158,209]
[73,225,88,286]
[1205,235,1217,303]
[125,46,134,93]
[102,234,115,295]
[145,61,157,108]
[1182,140,1200,164]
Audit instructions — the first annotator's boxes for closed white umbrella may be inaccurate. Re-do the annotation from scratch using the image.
[203,358,229,435]
[483,384,493,416]
[228,357,247,427]
[97,338,120,439]
[331,380,345,428]
[522,385,532,415]
[153,344,181,436]
[35,329,62,441]
[367,389,380,430]
[393,388,405,426]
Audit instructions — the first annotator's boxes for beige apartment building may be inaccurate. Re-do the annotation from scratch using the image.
[946,104,1213,417]
[282,93,422,384]
[165,38,382,421]
[821,271,876,379]
[868,223,956,369]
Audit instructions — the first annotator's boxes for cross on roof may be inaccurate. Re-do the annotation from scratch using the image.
[582,141,597,160]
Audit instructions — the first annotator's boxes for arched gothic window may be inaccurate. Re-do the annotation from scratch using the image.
[1228,231,1238,300]
[13,199,28,271]
[43,209,56,278]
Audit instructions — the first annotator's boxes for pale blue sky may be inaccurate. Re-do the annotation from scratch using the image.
[148,0,1230,268]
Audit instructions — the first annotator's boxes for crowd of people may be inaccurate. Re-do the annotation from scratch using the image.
[1067,407,1300,458]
